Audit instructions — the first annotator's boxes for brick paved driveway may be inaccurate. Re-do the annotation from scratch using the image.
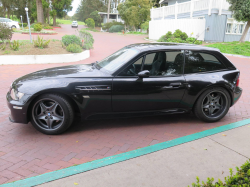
[0,26,249,184]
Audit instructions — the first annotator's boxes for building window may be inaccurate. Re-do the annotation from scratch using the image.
[226,23,232,33]
[226,19,245,34]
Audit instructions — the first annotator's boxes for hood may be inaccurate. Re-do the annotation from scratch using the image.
[14,64,110,84]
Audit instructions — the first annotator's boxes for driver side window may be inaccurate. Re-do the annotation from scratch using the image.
[118,57,144,76]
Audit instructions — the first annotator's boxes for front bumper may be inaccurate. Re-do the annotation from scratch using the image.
[6,92,29,124]
[232,87,242,106]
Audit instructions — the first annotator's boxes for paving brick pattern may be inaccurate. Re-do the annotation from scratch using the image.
[0,25,249,184]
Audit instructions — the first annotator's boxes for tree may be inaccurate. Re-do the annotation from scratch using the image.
[227,0,250,42]
[50,0,73,26]
[14,0,34,23]
[89,10,102,26]
[118,0,152,31]
[36,0,44,23]
[74,0,107,22]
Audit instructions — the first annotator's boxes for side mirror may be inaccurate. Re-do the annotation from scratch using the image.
[138,70,150,78]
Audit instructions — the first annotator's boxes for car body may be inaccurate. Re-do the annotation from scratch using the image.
[7,43,242,134]
[72,21,78,28]
[0,17,20,29]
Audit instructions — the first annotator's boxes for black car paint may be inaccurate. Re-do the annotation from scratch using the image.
[7,43,242,124]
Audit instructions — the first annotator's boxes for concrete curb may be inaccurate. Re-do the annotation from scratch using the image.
[0,50,90,65]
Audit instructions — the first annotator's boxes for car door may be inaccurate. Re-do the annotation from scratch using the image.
[112,50,186,112]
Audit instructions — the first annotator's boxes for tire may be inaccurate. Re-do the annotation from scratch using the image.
[30,94,74,135]
[11,25,16,29]
[194,87,230,123]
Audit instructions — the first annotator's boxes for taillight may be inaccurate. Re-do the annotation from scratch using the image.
[236,76,240,87]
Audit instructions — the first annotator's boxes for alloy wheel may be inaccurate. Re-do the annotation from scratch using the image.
[32,99,64,130]
[202,91,228,118]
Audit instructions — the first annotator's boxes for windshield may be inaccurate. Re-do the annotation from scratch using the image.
[98,47,139,73]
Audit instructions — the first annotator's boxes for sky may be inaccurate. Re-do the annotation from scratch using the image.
[68,0,81,16]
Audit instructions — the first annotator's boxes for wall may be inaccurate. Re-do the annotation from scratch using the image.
[149,19,206,40]
[224,33,250,42]
[204,14,227,42]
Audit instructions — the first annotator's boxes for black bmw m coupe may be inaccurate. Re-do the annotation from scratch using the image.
[7,43,242,135]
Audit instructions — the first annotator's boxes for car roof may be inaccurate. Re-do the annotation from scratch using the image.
[127,43,220,52]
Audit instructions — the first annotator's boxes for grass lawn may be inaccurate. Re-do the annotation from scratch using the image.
[206,41,250,56]
[0,40,75,55]
[57,19,85,25]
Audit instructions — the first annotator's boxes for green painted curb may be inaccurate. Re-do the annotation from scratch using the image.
[2,118,250,187]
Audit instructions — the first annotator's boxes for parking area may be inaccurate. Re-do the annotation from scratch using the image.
[0,28,249,184]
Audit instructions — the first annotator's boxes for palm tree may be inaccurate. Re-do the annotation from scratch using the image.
[36,0,44,23]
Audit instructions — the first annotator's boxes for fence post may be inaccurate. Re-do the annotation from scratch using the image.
[208,0,212,15]
[150,9,153,20]
[162,7,165,20]
[190,0,194,18]
[219,0,223,15]
[175,1,178,19]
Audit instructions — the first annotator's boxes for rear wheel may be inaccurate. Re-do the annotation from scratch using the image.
[30,94,74,135]
[194,87,230,122]
[11,25,16,29]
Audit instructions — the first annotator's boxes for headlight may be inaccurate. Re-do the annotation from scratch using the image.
[10,89,24,101]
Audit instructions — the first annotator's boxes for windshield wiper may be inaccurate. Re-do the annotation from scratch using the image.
[92,61,100,70]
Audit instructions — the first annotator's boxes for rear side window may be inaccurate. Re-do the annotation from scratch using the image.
[184,51,226,74]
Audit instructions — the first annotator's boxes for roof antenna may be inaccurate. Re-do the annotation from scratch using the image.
[193,27,208,44]
[193,33,200,44]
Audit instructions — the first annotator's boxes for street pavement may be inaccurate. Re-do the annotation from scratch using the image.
[38,124,250,187]
[0,25,250,184]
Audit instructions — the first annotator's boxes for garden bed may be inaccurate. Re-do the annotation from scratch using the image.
[14,28,57,35]
[22,32,57,35]
[0,40,74,56]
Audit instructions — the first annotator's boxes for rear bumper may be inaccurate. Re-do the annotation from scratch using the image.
[6,92,29,124]
[232,87,242,106]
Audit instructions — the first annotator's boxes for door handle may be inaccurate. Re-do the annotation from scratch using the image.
[170,83,182,86]
[162,86,173,89]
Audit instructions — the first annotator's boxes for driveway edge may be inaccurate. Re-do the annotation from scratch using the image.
[0,50,90,65]
[1,118,250,187]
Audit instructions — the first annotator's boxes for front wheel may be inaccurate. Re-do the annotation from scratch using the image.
[30,94,74,135]
[194,87,230,122]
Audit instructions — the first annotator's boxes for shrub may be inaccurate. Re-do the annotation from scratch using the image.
[34,35,50,48]
[102,21,124,31]
[79,29,94,50]
[157,31,173,42]
[66,43,82,53]
[109,25,124,33]
[85,18,95,29]
[190,160,250,187]
[0,23,13,42]
[9,40,20,51]
[0,43,6,50]
[141,21,149,32]
[89,11,102,27]
[194,40,202,45]
[43,26,53,30]
[180,32,188,40]
[62,35,82,47]
[186,37,196,43]
[173,29,182,38]
[22,23,28,27]
[34,24,43,32]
